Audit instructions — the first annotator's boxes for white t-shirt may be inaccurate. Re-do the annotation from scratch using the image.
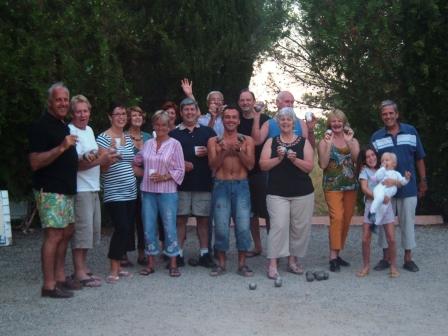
[68,124,100,192]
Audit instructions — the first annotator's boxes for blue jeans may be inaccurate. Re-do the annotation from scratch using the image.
[212,179,252,252]
[141,192,179,257]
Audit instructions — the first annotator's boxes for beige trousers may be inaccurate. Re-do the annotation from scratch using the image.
[266,193,314,258]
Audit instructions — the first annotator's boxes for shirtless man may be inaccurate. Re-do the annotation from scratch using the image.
[207,106,255,276]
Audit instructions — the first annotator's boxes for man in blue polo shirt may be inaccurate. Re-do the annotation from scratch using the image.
[371,99,428,272]
[169,98,216,268]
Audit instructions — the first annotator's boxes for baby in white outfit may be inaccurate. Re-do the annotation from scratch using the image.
[368,152,411,228]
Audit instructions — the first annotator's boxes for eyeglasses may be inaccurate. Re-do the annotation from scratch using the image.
[111,113,127,117]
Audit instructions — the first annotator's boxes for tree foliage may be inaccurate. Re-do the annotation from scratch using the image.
[0,0,289,199]
[273,0,448,215]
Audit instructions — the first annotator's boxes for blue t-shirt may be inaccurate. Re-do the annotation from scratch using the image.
[267,118,302,138]
[169,124,216,192]
[371,123,425,198]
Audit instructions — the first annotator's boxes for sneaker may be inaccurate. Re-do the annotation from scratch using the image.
[41,286,73,299]
[403,260,419,272]
[329,259,340,272]
[197,253,216,268]
[336,256,350,267]
[373,259,390,271]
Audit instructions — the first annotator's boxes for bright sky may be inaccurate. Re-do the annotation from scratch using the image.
[249,58,323,118]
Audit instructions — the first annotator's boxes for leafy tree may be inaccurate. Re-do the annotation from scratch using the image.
[0,0,290,200]
[120,0,290,111]
[273,0,448,216]
[0,1,134,198]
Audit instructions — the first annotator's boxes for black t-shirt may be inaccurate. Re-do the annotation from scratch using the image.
[28,112,78,194]
[169,124,216,192]
[267,136,314,197]
[238,113,270,174]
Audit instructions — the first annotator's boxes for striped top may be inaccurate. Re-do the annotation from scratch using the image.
[97,133,137,202]
[134,137,185,193]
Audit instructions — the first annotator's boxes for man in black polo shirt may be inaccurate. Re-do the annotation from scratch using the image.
[169,98,216,268]
[28,82,79,298]
[237,89,271,257]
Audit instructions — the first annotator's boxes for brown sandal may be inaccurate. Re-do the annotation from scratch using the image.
[169,267,181,277]
[356,269,370,277]
[389,269,400,278]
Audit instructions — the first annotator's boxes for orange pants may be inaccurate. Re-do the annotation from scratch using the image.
[324,190,357,251]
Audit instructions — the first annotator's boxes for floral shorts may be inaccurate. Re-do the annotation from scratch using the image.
[34,190,75,229]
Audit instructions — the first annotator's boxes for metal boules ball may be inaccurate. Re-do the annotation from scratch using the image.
[306,271,315,282]
[274,277,283,287]
[249,282,257,290]
[314,271,326,281]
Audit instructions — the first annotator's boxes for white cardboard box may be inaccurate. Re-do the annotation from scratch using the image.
[0,190,13,246]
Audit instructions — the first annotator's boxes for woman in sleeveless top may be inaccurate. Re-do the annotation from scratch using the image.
[318,109,359,272]
[260,107,315,280]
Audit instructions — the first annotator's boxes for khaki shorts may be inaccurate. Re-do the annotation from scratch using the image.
[72,192,101,249]
[34,190,74,229]
[177,191,211,217]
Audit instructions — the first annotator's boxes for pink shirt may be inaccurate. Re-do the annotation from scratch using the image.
[134,137,185,193]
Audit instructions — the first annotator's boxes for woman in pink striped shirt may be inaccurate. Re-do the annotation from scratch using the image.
[133,110,185,277]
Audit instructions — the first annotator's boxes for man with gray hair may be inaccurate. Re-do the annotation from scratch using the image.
[251,90,315,147]
[198,91,225,137]
[28,82,79,298]
[180,78,225,136]
[371,99,427,273]
[169,97,217,268]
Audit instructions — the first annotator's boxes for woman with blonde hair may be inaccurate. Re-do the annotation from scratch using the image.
[260,107,315,279]
[133,110,185,277]
[318,109,359,272]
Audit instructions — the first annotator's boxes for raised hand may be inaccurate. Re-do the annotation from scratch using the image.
[181,78,194,98]
[343,126,354,143]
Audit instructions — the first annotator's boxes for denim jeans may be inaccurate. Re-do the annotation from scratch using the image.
[141,192,180,257]
[212,179,252,252]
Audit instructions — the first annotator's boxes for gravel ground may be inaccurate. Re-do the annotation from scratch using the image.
[1,224,447,336]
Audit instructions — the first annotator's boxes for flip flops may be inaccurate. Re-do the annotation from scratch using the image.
[139,268,155,276]
[169,267,181,277]
[106,275,119,284]
[287,263,304,275]
[210,265,226,277]
[237,265,254,277]
[79,277,102,287]
[356,269,370,277]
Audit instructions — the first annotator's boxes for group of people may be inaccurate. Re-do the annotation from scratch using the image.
[28,81,427,299]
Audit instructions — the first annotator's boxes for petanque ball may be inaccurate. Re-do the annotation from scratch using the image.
[249,283,257,290]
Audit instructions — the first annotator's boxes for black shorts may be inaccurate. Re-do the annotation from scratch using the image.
[248,172,269,219]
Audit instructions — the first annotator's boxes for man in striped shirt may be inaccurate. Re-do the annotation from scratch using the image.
[371,100,427,273]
